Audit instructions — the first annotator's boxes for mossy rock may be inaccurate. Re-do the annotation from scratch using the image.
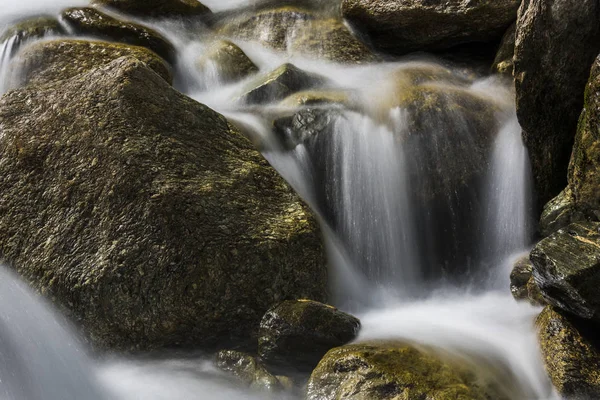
[514,0,600,210]
[215,350,283,392]
[0,16,65,57]
[91,0,211,19]
[536,306,600,398]
[0,56,327,351]
[60,7,176,63]
[510,255,533,301]
[258,300,360,371]
[238,63,327,105]
[196,40,258,84]
[15,39,172,87]
[341,0,520,54]
[531,221,600,321]
[306,342,499,400]
[492,22,516,77]
[217,7,375,63]
[279,89,354,108]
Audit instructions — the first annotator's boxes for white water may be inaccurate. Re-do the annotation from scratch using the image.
[0,1,558,399]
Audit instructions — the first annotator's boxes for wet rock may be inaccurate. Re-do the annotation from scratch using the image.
[91,0,211,19]
[60,7,176,63]
[510,255,533,301]
[14,39,172,87]
[0,16,65,57]
[215,350,282,392]
[217,7,375,63]
[527,276,546,307]
[514,0,600,209]
[196,40,258,84]
[536,306,600,399]
[273,108,338,150]
[0,56,327,351]
[238,63,327,105]
[530,221,600,321]
[341,0,520,54]
[307,342,497,400]
[258,300,360,371]
[492,23,516,77]
[279,90,353,108]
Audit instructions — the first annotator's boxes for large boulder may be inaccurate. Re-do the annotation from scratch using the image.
[60,7,176,63]
[91,0,211,19]
[13,39,172,87]
[530,221,600,321]
[341,0,520,54]
[0,56,327,351]
[514,0,600,210]
[540,55,600,235]
[217,7,376,63]
[258,300,360,371]
[306,342,500,400]
[536,306,600,399]
[196,40,258,85]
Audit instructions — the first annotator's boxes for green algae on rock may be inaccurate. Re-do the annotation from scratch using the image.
[60,7,176,63]
[196,40,258,84]
[536,306,600,399]
[514,0,600,211]
[530,221,600,321]
[0,56,327,351]
[258,300,360,371]
[307,342,498,400]
[92,0,211,19]
[15,39,172,87]
[238,63,327,105]
[341,0,520,55]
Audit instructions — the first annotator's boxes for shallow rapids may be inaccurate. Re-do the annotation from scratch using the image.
[0,0,559,399]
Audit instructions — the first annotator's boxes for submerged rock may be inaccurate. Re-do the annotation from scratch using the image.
[0,56,327,351]
[91,0,211,19]
[492,23,516,77]
[307,342,497,400]
[215,350,282,392]
[530,221,600,321]
[514,0,600,209]
[196,40,258,84]
[536,306,600,399]
[258,300,360,371]
[60,7,176,63]
[0,16,65,56]
[238,63,327,105]
[217,7,375,63]
[341,0,520,54]
[15,39,172,87]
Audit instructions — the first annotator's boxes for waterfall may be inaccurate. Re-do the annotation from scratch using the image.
[0,0,558,399]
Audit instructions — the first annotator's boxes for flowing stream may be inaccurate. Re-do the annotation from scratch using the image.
[0,0,559,399]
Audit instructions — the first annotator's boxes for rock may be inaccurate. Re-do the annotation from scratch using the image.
[536,306,600,399]
[0,16,65,57]
[273,108,339,150]
[0,56,327,351]
[258,300,360,371]
[341,0,520,54]
[279,90,353,108]
[14,39,172,87]
[306,342,497,400]
[492,23,516,77]
[530,221,600,321]
[215,350,282,392]
[527,276,546,307]
[510,255,533,301]
[540,55,600,235]
[60,7,176,63]
[91,0,211,19]
[238,63,327,105]
[217,7,375,63]
[196,40,258,84]
[514,0,600,209]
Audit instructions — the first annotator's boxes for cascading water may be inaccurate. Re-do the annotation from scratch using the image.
[0,0,560,399]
